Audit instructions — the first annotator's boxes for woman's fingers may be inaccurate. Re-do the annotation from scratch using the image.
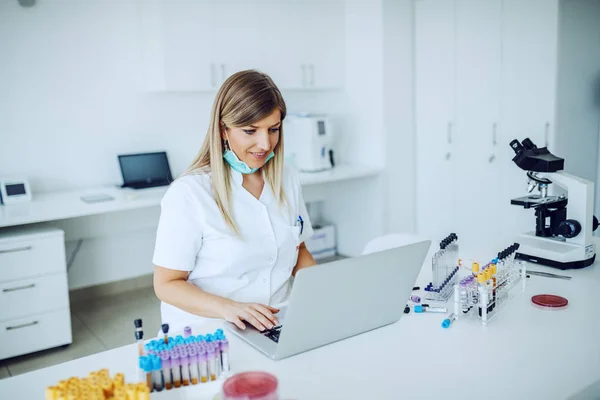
[265,305,280,314]
[248,308,274,330]
[241,311,266,331]
[254,304,279,325]
[231,316,246,330]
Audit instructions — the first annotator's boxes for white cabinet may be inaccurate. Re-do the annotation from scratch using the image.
[414,0,560,258]
[0,226,72,360]
[138,0,345,92]
[414,0,456,241]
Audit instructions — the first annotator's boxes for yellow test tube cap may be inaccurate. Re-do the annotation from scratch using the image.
[472,262,480,274]
[477,273,485,284]
[492,264,497,275]
[486,268,493,280]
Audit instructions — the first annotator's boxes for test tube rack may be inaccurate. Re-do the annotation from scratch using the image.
[140,328,231,393]
[45,369,147,400]
[424,233,460,302]
[452,243,526,326]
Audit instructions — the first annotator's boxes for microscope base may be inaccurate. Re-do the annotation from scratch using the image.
[515,233,596,270]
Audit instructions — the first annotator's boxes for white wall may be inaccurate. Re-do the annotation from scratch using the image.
[555,0,600,219]
[0,0,388,287]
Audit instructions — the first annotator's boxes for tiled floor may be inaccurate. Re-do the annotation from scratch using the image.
[0,255,345,380]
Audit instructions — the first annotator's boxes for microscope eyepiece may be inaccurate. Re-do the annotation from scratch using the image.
[522,138,537,150]
[509,139,523,154]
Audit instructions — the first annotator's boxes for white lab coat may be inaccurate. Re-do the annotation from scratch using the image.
[153,164,313,333]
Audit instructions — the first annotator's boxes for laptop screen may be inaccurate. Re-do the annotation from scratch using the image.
[118,152,173,185]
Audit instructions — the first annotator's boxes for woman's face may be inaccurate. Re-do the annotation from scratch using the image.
[223,109,281,170]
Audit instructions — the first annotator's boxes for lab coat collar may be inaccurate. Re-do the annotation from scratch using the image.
[229,168,274,206]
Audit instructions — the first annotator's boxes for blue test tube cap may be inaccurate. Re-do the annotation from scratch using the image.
[441,318,452,328]
[151,355,162,370]
[175,335,184,342]
[216,329,224,335]
[206,334,214,343]
[414,305,424,313]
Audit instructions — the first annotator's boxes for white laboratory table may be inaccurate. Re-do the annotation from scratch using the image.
[1,255,599,400]
[0,165,380,229]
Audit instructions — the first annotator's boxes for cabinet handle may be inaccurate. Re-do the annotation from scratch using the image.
[544,122,550,147]
[6,321,38,331]
[221,64,226,82]
[447,122,453,144]
[309,64,315,86]
[301,64,307,87]
[210,63,217,88]
[492,122,497,146]
[0,246,32,254]
[3,283,35,293]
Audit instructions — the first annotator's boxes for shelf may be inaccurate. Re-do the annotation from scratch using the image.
[298,164,381,186]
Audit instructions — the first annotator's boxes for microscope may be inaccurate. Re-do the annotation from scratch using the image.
[509,138,599,269]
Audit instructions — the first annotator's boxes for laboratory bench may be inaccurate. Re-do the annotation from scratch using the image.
[1,250,599,400]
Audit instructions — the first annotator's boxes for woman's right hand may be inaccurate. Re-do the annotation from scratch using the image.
[220,300,280,331]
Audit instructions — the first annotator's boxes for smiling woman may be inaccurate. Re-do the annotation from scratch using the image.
[152,70,317,334]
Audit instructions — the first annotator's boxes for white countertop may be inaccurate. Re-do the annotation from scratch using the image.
[0,165,381,229]
[1,255,599,400]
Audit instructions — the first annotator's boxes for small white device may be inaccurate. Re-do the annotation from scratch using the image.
[304,223,336,260]
[0,178,32,204]
[284,114,334,172]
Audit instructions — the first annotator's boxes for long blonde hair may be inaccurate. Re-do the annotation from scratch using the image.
[184,70,287,234]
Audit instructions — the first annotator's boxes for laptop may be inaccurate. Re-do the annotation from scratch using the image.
[118,152,173,190]
[226,240,431,360]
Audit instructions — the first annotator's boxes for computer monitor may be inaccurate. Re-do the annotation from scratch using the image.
[118,152,173,189]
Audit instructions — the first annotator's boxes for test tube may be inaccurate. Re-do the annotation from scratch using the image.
[151,356,164,392]
[207,346,217,381]
[184,326,192,339]
[477,273,486,318]
[159,351,172,390]
[188,346,199,385]
[170,351,182,388]
[459,281,468,313]
[180,347,190,386]
[134,319,144,357]
[213,342,221,377]
[139,356,153,392]
[161,324,169,345]
[220,338,230,373]
[198,349,209,383]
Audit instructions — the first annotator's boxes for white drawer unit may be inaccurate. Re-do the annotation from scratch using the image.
[0,273,69,322]
[0,309,72,360]
[0,225,72,359]
[0,226,66,282]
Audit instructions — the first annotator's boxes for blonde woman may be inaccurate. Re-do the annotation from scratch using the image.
[153,70,316,333]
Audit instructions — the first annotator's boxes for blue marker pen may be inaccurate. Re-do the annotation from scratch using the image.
[297,215,304,235]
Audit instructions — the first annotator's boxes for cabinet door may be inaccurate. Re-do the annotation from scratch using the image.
[414,0,456,241]
[305,1,345,89]
[500,0,559,242]
[454,0,502,258]
[160,1,216,91]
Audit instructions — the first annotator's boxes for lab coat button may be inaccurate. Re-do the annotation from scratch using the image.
[269,257,274,263]
[262,278,267,283]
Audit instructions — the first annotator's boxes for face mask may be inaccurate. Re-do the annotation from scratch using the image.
[222,130,275,174]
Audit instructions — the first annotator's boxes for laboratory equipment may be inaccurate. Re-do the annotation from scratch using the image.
[441,313,456,328]
[0,177,32,204]
[180,347,190,386]
[45,369,150,400]
[509,138,599,269]
[221,371,279,400]
[284,114,334,172]
[162,323,169,344]
[424,233,460,301]
[160,351,173,390]
[526,270,572,280]
[151,356,163,392]
[410,295,421,303]
[414,305,447,313]
[531,294,569,308]
[184,326,192,338]
[453,243,526,326]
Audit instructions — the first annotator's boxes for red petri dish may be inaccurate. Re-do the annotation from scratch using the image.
[531,294,568,308]
[222,371,279,400]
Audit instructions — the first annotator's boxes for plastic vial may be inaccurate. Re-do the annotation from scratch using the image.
[170,351,182,388]
[198,349,208,383]
[151,356,164,392]
[184,326,192,338]
[159,352,172,390]
[207,347,217,381]
[459,281,468,313]
[188,346,200,385]
[221,338,230,373]
[180,351,190,386]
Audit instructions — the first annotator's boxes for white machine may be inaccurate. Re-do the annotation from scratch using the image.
[509,138,599,269]
[284,114,334,172]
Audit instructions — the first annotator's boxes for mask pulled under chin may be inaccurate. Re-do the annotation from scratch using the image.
[223,149,275,174]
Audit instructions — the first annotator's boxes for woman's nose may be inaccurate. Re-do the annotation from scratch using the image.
[255,132,270,150]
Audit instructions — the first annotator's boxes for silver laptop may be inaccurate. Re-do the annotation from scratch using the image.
[226,240,431,360]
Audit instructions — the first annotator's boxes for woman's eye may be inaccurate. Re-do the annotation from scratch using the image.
[269,128,281,133]
[243,129,256,135]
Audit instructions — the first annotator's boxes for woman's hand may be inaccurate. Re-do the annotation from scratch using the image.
[220,300,280,331]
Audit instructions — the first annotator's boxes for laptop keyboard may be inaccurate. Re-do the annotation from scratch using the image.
[263,325,282,343]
